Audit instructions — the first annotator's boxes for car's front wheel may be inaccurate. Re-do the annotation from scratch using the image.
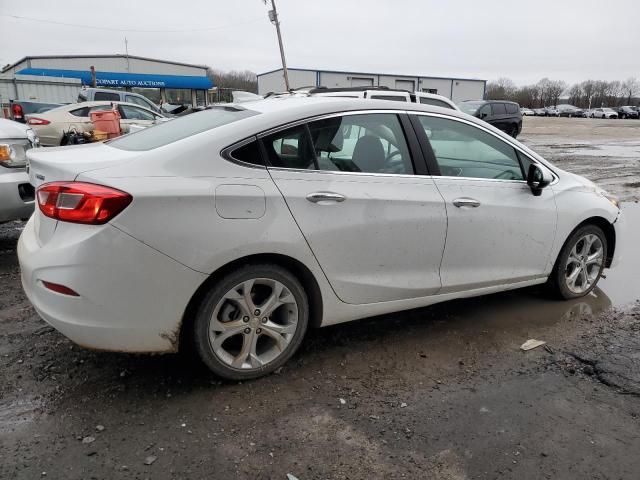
[193,264,309,380]
[549,225,607,299]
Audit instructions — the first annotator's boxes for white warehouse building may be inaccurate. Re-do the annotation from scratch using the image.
[257,68,486,102]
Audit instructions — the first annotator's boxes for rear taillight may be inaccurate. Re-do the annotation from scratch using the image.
[12,103,23,120]
[27,117,50,125]
[36,182,132,225]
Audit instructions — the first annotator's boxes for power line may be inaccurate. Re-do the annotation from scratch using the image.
[1,14,264,33]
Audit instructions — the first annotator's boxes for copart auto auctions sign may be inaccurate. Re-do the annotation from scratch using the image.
[97,79,166,88]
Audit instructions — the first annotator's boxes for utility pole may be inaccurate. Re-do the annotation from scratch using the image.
[264,0,290,91]
[124,37,130,73]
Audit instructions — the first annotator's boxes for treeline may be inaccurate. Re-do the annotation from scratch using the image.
[487,77,640,109]
[206,69,258,93]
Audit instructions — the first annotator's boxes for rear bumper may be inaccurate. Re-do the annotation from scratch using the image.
[18,217,207,352]
[0,170,34,223]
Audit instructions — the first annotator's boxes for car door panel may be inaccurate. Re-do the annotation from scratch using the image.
[413,113,557,291]
[262,112,448,305]
[434,178,556,291]
[269,169,447,304]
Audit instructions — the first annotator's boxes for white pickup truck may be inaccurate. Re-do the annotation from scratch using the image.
[0,119,38,222]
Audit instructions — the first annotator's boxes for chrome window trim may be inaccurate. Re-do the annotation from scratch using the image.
[221,108,559,186]
[266,166,426,180]
[256,109,410,139]
[256,109,416,177]
[409,110,559,185]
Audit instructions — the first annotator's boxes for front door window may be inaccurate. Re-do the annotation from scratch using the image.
[416,115,524,181]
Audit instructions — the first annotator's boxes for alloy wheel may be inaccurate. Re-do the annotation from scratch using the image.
[208,278,299,370]
[564,234,604,294]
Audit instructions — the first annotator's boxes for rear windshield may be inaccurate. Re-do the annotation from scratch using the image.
[108,106,259,151]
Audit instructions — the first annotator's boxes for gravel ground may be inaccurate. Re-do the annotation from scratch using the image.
[1,117,640,479]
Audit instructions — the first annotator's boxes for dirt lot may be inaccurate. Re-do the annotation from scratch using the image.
[1,117,639,479]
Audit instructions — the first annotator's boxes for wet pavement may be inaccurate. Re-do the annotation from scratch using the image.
[1,117,640,479]
[519,116,640,202]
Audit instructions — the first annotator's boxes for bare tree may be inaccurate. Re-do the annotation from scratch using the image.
[622,77,639,105]
[547,80,568,107]
[206,68,258,93]
[486,77,517,100]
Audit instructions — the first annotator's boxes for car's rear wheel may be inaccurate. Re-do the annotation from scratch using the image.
[193,264,309,380]
[549,225,607,300]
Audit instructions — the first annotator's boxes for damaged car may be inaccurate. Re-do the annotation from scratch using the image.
[19,96,623,380]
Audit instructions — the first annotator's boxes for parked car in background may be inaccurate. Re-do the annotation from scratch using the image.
[520,107,535,116]
[533,108,547,116]
[6,100,61,123]
[20,96,622,380]
[78,88,164,114]
[26,101,168,146]
[544,106,560,117]
[308,87,460,110]
[590,108,618,119]
[458,100,522,137]
[557,105,585,117]
[0,119,38,222]
[616,106,639,119]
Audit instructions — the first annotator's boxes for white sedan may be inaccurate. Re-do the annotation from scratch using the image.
[19,97,623,380]
[25,101,167,146]
[590,108,618,119]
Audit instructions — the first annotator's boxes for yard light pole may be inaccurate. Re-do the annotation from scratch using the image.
[263,0,290,91]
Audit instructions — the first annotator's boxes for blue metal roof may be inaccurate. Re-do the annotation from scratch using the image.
[16,68,213,89]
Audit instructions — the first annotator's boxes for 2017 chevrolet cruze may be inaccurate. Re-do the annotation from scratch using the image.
[19,97,623,380]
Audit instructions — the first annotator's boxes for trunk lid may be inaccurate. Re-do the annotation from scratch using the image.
[27,142,138,245]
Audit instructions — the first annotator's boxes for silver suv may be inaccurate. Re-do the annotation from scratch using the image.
[0,119,38,222]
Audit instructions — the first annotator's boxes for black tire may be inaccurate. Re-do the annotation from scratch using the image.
[192,264,309,380]
[548,224,607,300]
[509,125,518,138]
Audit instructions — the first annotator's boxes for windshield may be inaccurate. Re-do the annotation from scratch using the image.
[459,102,484,114]
[108,106,259,151]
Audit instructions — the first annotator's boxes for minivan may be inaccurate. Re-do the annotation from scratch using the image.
[459,100,522,138]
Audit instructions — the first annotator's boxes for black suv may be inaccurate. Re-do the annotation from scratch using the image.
[459,100,522,138]
[617,106,639,119]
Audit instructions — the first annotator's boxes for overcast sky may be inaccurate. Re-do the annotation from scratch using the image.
[1,0,638,85]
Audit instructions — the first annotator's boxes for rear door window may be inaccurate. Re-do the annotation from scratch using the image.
[262,124,316,169]
[307,113,414,174]
[69,107,90,117]
[491,103,507,115]
[119,105,156,121]
[505,103,519,114]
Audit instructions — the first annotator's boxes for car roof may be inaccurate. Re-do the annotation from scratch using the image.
[239,95,463,117]
[212,95,498,141]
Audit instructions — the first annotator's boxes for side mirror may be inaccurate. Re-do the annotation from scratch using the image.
[527,164,552,196]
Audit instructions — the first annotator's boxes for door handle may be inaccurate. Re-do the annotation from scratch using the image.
[306,192,346,204]
[453,197,481,208]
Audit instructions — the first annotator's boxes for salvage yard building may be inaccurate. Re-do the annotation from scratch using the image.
[257,67,486,102]
[0,54,213,108]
